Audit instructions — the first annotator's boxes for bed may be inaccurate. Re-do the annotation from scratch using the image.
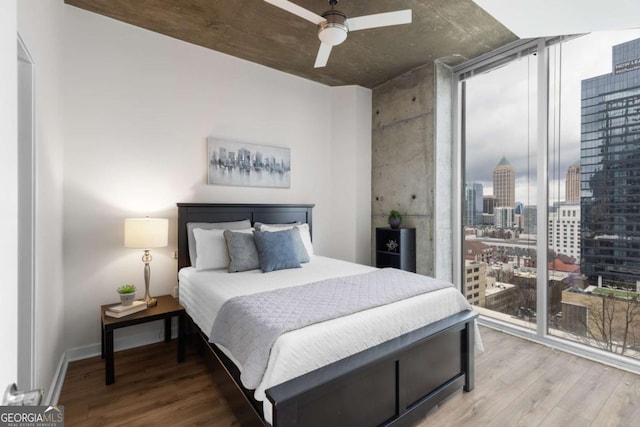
[177,203,478,427]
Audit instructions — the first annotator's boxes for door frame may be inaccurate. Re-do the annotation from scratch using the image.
[17,32,36,390]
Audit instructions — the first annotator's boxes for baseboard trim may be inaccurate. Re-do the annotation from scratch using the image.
[45,352,68,405]
[47,324,179,404]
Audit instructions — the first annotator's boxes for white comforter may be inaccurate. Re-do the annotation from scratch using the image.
[178,256,478,424]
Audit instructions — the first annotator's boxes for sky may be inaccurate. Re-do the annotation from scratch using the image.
[465,28,640,206]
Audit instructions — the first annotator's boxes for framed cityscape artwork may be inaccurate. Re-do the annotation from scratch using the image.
[207,138,291,188]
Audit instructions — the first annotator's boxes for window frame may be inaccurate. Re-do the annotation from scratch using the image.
[451,36,640,374]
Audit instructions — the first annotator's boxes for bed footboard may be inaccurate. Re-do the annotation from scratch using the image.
[266,310,478,427]
[191,308,477,427]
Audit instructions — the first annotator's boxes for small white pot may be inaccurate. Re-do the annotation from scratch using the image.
[119,292,136,306]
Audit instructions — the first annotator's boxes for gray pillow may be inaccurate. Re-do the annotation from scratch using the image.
[187,220,251,266]
[224,230,260,273]
[253,229,301,273]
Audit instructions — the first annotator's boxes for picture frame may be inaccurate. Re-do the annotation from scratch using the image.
[207,138,291,188]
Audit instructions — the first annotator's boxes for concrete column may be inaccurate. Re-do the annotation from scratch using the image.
[371,64,435,276]
[434,62,454,282]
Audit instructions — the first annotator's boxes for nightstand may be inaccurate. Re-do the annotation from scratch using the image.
[101,294,185,385]
[375,227,416,272]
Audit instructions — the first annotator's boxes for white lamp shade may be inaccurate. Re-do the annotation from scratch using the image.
[124,218,169,249]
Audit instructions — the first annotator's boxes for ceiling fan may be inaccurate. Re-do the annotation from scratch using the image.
[264,0,412,68]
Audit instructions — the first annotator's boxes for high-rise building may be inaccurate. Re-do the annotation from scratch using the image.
[548,203,581,262]
[514,202,524,230]
[580,38,640,286]
[495,206,515,229]
[483,195,497,214]
[464,183,483,226]
[523,205,537,234]
[464,260,487,307]
[514,201,524,215]
[493,156,515,208]
[566,161,580,202]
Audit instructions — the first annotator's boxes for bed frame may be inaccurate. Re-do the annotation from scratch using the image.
[177,203,477,427]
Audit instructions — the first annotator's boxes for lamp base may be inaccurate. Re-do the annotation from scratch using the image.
[142,256,157,307]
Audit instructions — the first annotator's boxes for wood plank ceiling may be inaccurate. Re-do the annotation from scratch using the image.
[64,0,517,89]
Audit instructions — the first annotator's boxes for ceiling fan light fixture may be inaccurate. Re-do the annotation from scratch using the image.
[318,25,347,46]
[264,0,413,68]
[318,10,348,46]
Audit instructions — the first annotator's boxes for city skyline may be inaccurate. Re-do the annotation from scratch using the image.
[467,154,580,208]
[465,29,640,206]
[463,33,640,358]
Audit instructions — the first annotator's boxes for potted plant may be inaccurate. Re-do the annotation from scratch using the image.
[117,284,137,306]
[388,210,402,229]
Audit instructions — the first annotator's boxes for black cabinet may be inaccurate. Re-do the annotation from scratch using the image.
[375,227,416,272]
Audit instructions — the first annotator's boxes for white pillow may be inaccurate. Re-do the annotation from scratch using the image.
[192,228,228,271]
[260,223,314,257]
[192,228,255,271]
[186,220,251,267]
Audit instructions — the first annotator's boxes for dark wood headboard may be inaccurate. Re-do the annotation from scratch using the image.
[176,203,314,270]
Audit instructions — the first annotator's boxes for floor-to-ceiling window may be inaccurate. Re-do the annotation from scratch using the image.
[458,29,640,367]
[548,32,640,358]
[460,43,539,330]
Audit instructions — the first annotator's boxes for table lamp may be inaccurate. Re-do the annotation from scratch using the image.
[124,218,168,307]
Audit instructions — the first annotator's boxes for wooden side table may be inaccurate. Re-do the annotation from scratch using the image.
[101,294,185,385]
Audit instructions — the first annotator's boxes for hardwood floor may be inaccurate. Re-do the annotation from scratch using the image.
[58,340,239,426]
[59,326,640,426]
[417,327,640,427]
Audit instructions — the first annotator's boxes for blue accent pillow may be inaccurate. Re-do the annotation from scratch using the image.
[253,229,301,273]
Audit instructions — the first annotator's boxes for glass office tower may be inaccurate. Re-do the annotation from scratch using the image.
[464,183,484,226]
[581,38,640,287]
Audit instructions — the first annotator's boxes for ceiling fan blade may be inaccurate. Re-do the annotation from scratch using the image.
[346,9,412,32]
[314,43,333,68]
[264,0,326,25]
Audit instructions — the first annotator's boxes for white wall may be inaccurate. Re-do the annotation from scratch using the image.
[62,6,371,352]
[0,0,18,391]
[17,0,66,400]
[330,87,372,264]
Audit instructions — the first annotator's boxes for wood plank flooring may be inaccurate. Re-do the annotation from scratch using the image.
[58,339,239,426]
[58,326,640,426]
[417,327,640,427]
